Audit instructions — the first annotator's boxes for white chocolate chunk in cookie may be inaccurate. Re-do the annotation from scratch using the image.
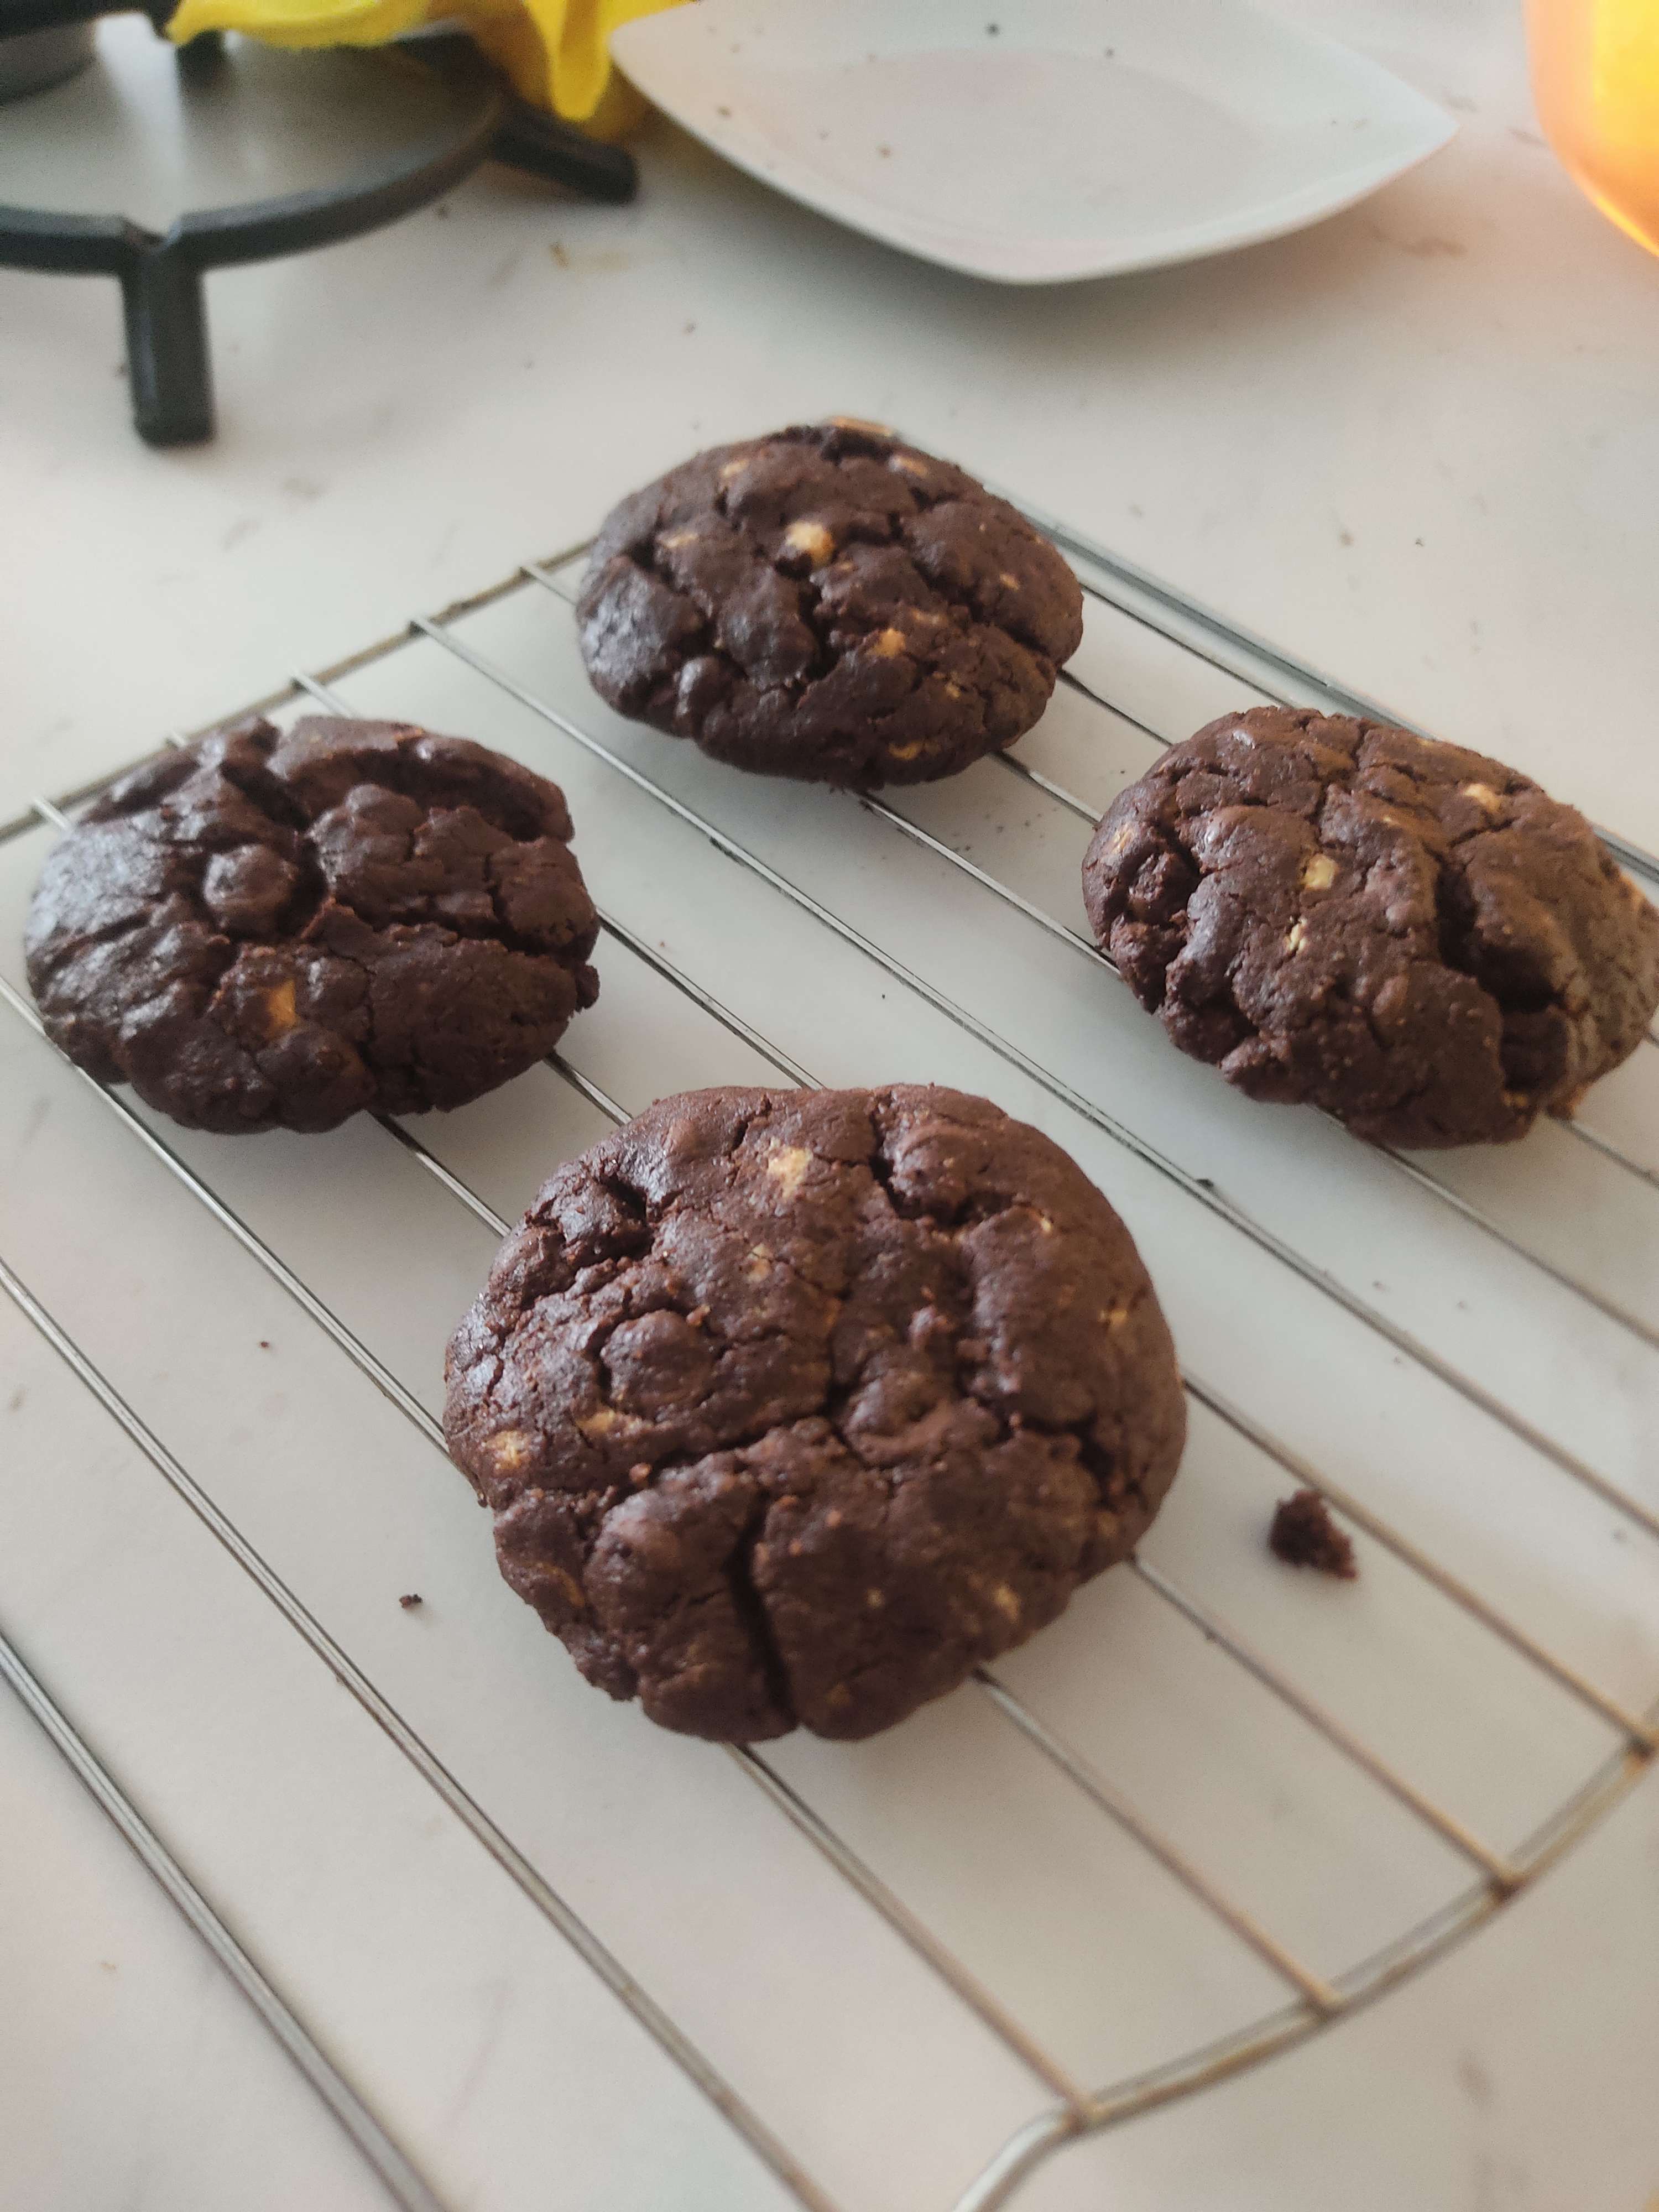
[1460,781,1503,813]
[1300,852,1338,893]
[546,1567,587,1613]
[765,1145,812,1199]
[782,519,835,565]
[869,627,908,658]
[262,978,299,1036]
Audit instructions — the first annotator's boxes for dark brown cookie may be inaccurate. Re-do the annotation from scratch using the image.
[25,716,599,1135]
[576,420,1084,790]
[1082,706,1659,1148]
[444,1084,1186,1742]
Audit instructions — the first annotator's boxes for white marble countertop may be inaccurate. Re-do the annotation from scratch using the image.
[3,3,1657,2207]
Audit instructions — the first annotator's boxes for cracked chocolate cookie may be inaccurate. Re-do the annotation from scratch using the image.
[444,1083,1186,1742]
[1082,706,1659,1147]
[25,716,599,1135]
[575,421,1084,789]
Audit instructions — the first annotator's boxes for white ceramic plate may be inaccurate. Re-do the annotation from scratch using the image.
[611,0,1455,284]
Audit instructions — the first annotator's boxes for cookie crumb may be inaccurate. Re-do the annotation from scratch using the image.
[258,1340,270,1350]
[398,1592,424,1610]
[1269,1490,1357,1579]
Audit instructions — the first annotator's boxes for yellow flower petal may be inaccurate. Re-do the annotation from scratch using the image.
[168,0,430,50]
[165,0,684,125]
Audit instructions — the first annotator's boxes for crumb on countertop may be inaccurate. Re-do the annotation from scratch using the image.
[398,1592,423,1610]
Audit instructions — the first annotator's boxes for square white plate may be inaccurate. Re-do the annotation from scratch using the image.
[611,0,1455,284]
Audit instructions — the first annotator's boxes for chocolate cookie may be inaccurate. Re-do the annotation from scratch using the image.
[1082,707,1659,1148]
[25,716,599,1135]
[576,421,1084,789]
[444,1084,1185,1742]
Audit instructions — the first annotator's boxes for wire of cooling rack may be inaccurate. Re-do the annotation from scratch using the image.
[348,799,1653,2212]
[453,581,1659,1554]
[0,924,1373,2046]
[500,1037,1657,1751]
[526,559,1659,1358]
[528,560,1659,1256]
[406,943,1659,1776]
[865,763,1659,1331]
[0,1567,446,2212]
[383,1051,1353,2021]
[3,526,1656,2212]
[1004,491,1659,897]
[260,688,1547,1911]
[0,1071,843,2212]
[6,910,1645,2209]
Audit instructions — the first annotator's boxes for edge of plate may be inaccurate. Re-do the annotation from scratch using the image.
[609,2,1457,288]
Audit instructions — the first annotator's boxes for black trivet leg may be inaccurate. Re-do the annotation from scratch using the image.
[174,27,227,84]
[119,244,213,446]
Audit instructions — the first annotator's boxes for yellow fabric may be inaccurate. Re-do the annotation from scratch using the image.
[164,0,682,129]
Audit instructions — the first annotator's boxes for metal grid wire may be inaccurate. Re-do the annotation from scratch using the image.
[2,499,1656,2212]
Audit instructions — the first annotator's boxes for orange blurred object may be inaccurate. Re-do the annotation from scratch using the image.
[1527,0,1659,254]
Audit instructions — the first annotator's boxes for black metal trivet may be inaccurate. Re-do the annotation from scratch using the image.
[0,0,637,445]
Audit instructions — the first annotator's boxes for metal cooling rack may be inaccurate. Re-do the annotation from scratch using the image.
[2,492,1656,2212]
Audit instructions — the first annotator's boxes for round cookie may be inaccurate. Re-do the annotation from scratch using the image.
[25,716,600,1135]
[575,420,1084,790]
[444,1084,1186,1743]
[1082,706,1659,1147]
